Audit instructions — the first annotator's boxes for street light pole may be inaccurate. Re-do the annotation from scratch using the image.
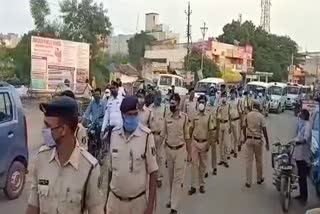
[200,22,208,73]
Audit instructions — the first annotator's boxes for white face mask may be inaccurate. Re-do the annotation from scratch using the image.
[198,103,205,111]
[42,128,56,147]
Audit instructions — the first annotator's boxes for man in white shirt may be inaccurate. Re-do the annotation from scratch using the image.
[116,78,126,97]
[293,109,312,202]
[101,81,123,135]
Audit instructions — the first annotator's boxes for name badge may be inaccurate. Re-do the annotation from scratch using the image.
[167,121,173,124]
[112,149,118,153]
[39,179,49,185]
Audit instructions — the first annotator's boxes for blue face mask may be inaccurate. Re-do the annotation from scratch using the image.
[209,96,215,106]
[123,115,139,133]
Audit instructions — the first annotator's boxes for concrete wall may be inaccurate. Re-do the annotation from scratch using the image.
[107,34,134,55]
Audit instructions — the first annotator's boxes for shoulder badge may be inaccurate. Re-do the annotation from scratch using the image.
[80,148,98,167]
[38,145,52,154]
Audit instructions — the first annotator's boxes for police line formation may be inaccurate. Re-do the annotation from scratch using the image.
[26,81,275,214]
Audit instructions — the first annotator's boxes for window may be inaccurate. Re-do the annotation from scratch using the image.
[269,86,282,96]
[287,86,300,95]
[175,78,182,87]
[0,93,13,123]
[282,87,287,96]
[159,76,172,86]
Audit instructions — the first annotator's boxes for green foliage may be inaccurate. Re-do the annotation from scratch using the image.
[184,48,220,80]
[30,0,50,32]
[127,32,156,67]
[60,0,112,56]
[0,44,15,81]
[217,20,299,82]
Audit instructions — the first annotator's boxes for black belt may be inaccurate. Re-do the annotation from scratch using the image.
[220,120,229,123]
[111,190,145,202]
[152,131,161,135]
[194,137,207,143]
[247,136,261,140]
[165,142,184,150]
[212,127,217,131]
[232,117,240,121]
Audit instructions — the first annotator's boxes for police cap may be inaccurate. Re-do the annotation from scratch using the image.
[136,88,146,97]
[197,94,207,103]
[120,96,138,113]
[39,96,78,118]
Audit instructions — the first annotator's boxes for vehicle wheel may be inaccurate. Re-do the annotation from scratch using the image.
[280,176,291,213]
[3,161,26,200]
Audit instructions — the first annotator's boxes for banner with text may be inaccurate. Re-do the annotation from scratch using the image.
[31,36,90,94]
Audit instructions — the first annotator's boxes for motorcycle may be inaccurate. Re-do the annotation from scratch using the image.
[86,119,103,162]
[272,141,298,213]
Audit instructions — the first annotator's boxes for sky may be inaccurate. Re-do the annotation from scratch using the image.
[1,0,319,51]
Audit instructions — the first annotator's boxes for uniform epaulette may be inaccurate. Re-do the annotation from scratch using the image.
[38,145,51,154]
[80,148,98,167]
[112,125,122,132]
[139,124,151,134]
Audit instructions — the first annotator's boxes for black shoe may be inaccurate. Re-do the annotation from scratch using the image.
[224,163,229,168]
[257,178,265,185]
[233,153,237,158]
[199,186,205,194]
[238,145,242,152]
[157,180,162,188]
[188,187,196,195]
[227,156,231,160]
[212,168,217,175]
[218,161,224,166]
[205,172,208,178]
[230,150,235,154]
[165,160,168,168]
[170,209,178,214]
[245,183,251,188]
[166,202,171,208]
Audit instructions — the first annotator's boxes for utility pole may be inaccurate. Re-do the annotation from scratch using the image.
[200,22,208,72]
[185,2,192,69]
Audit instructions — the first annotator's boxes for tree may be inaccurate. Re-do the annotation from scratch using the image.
[0,43,15,81]
[30,0,51,32]
[185,47,221,80]
[217,20,299,82]
[60,0,112,58]
[127,32,156,67]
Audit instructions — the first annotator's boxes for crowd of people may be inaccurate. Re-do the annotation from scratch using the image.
[25,79,315,214]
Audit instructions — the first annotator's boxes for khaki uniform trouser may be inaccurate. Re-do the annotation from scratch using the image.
[240,113,246,142]
[106,191,147,214]
[209,130,217,169]
[245,139,263,184]
[230,119,240,152]
[191,139,208,187]
[219,122,230,162]
[154,134,164,181]
[165,144,187,210]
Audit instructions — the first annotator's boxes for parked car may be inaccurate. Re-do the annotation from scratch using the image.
[0,82,28,199]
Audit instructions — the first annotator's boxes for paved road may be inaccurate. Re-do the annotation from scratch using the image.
[0,106,319,214]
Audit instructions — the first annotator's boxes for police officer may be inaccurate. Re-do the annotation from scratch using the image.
[229,88,241,158]
[183,90,197,136]
[150,90,166,188]
[207,90,218,175]
[243,99,270,188]
[106,96,158,214]
[137,89,153,128]
[26,96,103,214]
[188,95,213,195]
[161,93,191,214]
[216,91,231,168]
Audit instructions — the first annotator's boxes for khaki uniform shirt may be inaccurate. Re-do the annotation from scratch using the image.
[150,105,166,133]
[161,112,190,146]
[245,109,266,140]
[183,100,197,122]
[28,142,103,214]
[138,105,153,128]
[207,105,218,130]
[109,125,158,197]
[229,99,241,120]
[217,103,231,121]
[76,123,88,150]
[192,112,214,140]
